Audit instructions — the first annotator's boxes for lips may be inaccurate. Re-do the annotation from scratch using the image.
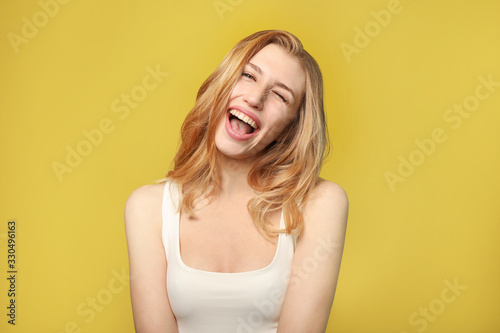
[224,106,261,141]
[229,106,261,128]
[229,109,258,130]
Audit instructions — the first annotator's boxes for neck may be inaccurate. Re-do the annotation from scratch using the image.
[217,153,255,198]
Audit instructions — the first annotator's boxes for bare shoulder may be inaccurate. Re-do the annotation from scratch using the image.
[124,182,179,331]
[124,183,165,232]
[278,182,349,331]
[302,179,349,235]
[312,179,348,204]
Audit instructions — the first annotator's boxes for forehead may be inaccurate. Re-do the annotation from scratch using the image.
[247,44,306,98]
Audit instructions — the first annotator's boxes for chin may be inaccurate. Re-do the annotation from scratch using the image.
[216,147,255,162]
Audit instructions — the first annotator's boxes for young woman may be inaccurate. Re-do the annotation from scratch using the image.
[125,30,349,332]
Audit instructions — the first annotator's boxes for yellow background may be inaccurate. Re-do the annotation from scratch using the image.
[1,0,499,332]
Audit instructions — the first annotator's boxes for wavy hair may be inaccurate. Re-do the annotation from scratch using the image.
[156,30,329,240]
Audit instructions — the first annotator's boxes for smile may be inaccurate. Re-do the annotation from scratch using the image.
[225,108,261,141]
[230,109,258,130]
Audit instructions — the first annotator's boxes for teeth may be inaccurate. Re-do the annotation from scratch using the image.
[229,109,258,129]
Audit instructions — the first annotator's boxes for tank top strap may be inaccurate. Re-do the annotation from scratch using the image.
[279,211,298,251]
[161,181,181,261]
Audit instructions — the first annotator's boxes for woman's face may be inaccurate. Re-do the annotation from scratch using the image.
[215,43,306,162]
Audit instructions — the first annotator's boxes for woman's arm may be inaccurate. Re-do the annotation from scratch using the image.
[124,184,179,333]
[277,180,349,333]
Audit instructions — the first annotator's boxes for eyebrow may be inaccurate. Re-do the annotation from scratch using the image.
[247,62,296,101]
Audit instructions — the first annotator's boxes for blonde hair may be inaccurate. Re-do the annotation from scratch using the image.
[156,30,329,240]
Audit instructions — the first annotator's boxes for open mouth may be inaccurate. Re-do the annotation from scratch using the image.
[228,109,260,135]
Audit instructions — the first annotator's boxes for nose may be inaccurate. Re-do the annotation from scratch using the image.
[243,85,265,110]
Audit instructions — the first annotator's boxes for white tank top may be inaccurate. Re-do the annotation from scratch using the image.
[161,181,297,333]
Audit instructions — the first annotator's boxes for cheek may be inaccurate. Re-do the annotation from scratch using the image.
[276,105,299,126]
[267,111,297,137]
[282,111,298,126]
[229,81,245,99]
